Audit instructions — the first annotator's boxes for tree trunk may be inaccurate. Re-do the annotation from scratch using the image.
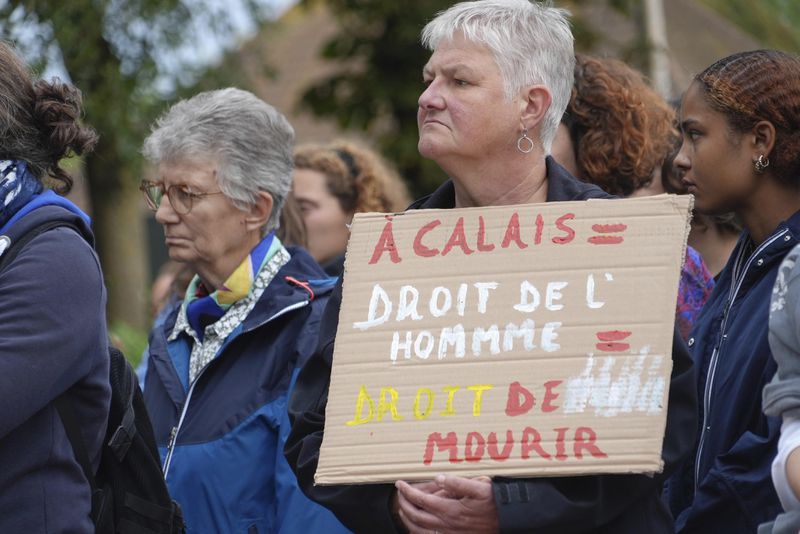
[86,148,150,331]
[644,0,673,98]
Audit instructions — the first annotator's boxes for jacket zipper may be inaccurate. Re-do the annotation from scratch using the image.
[693,229,787,489]
[162,299,310,479]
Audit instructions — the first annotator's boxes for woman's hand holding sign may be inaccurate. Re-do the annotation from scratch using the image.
[395,475,499,534]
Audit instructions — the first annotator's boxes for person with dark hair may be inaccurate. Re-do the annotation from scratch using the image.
[293,141,410,277]
[665,49,800,532]
[551,54,714,341]
[0,42,110,532]
[139,88,350,533]
[285,1,697,532]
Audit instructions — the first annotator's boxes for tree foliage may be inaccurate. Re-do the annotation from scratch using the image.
[0,0,276,328]
[1,0,275,187]
[298,0,452,196]
[699,0,800,54]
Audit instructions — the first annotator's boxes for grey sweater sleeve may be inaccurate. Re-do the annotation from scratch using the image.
[764,244,800,418]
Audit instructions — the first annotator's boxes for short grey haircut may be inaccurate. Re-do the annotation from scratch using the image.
[422,0,574,153]
[142,88,295,233]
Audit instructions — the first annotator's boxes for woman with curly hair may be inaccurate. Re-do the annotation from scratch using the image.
[0,42,109,532]
[552,54,679,196]
[551,54,714,341]
[293,141,411,276]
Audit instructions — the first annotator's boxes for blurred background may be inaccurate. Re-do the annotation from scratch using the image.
[1,0,797,357]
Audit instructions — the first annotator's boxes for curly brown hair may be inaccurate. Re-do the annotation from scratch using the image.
[0,42,97,193]
[294,141,410,214]
[563,55,678,197]
[695,49,800,186]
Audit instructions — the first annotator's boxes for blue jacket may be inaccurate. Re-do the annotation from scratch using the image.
[0,197,110,533]
[667,212,800,531]
[143,247,350,534]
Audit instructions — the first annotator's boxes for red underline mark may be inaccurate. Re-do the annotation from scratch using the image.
[596,330,632,341]
[588,235,624,245]
[595,330,632,352]
[592,223,627,233]
[588,223,627,245]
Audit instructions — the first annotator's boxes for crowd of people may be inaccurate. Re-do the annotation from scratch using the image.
[3,0,800,532]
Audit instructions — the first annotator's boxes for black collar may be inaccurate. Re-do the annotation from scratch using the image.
[409,156,611,211]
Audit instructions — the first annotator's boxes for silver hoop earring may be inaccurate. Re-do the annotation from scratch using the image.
[517,129,534,154]
[754,154,770,174]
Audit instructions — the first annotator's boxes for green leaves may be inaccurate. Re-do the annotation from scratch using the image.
[297,0,450,197]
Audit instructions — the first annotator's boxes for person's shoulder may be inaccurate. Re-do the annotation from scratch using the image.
[571,180,613,201]
[283,246,337,299]
[0,224,106,351]
[783,243,800,277]
[409,180,456,210]
[285,246,327,277]
[545,157,614,202]
[774,244,800,312]
[8,224,100,282]
[2,201,98,276]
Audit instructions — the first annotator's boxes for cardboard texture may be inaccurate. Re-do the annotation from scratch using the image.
[316,195,693,485]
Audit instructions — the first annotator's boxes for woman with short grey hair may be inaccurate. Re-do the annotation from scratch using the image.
[139,88,350,533]
[286,1,696,532]
[142,87,293,234]
[420,0,574,154]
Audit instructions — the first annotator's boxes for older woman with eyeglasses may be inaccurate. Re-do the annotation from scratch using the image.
[138,88,349,534]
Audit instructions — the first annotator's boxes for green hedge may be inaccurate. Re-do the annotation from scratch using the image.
[109,322,149,368]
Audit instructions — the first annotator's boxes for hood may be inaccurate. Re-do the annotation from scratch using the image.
[0,191,95,251]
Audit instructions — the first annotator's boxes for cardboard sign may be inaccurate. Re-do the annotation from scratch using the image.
[316,195,692,484]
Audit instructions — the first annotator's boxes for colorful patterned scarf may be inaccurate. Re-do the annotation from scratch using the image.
[185,232,282,341]
[0,160,43,228]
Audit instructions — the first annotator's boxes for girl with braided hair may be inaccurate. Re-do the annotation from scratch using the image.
[665,49,800,532]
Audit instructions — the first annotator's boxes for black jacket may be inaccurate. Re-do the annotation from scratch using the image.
[285,157,697,533]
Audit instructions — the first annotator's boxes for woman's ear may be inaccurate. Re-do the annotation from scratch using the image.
[245,191,274,233]
[520,85,552,132]
[752,120,776,156]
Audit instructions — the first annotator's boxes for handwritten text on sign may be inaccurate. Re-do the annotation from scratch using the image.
[316,196,691,484]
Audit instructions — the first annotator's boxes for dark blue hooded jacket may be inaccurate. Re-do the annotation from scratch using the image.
[143,247,350,534]
[0,195,110,533]
[666,210,800,531]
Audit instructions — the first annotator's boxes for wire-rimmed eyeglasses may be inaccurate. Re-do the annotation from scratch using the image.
[139,180,224,215]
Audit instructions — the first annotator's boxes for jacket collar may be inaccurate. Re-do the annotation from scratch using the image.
[716,208,800,294]
[410,156,611,210]
[160,246,335,339]
[242,246,335,331]
[544,156,613,202]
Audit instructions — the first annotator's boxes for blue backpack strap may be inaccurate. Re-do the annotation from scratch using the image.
[0,218,82,272]
[0,202,90,271]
